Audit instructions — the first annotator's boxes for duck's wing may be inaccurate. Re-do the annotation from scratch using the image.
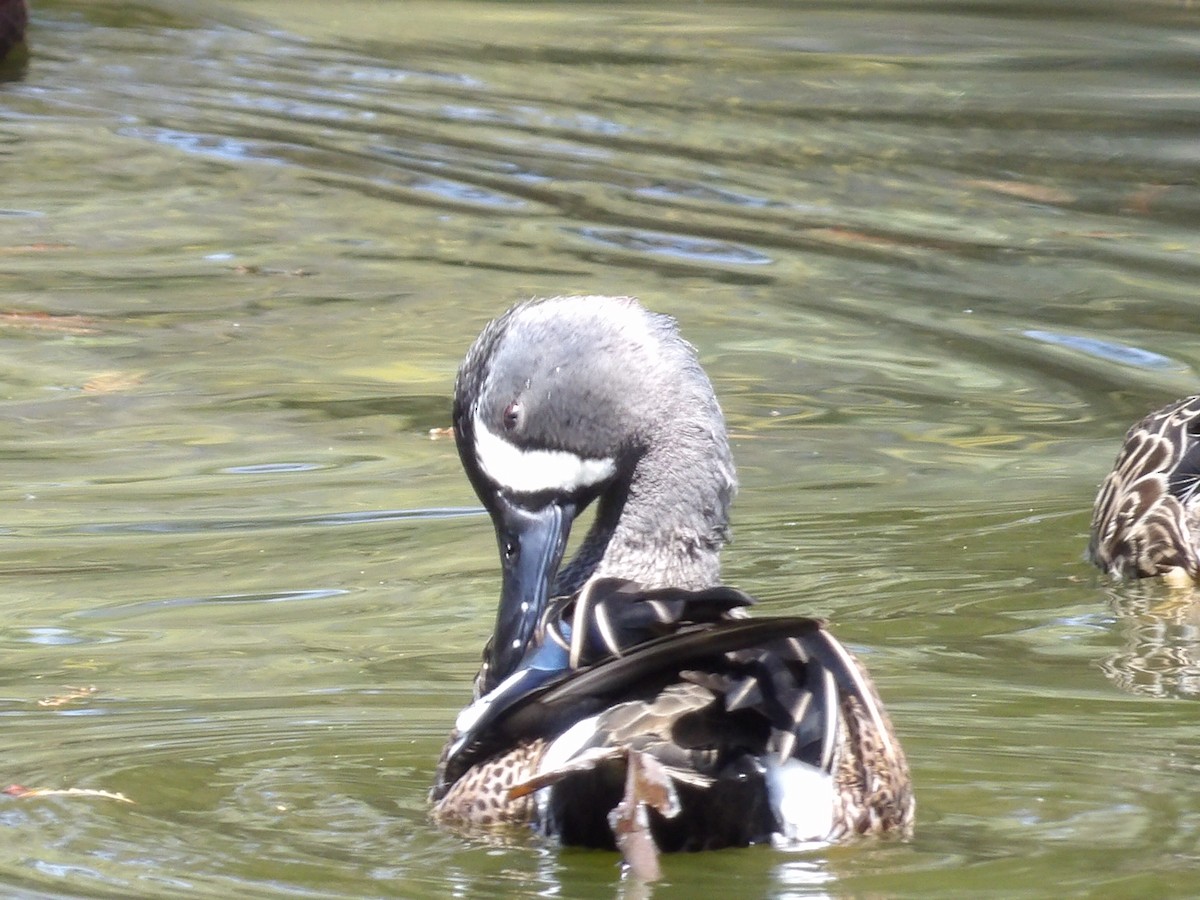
[445,576,893,789]
[522,612,912,848]
[543,576,756,668]
[529,615,896,776]
[440,578,754,788]
[1089,396,1200,579]
[467,577,752,700]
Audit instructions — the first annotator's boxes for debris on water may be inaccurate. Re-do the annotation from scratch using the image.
[3,784,134,804]
[83,372,145,393]
[37,685,99,708]
[230,264,316,277]
[0,311,98,334]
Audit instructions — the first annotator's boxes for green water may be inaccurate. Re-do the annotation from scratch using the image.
[2,1,1200,896]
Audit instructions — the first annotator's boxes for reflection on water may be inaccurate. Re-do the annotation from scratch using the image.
[1102,586,1200,699]
[2,0,1200,897]
[773,855,836,899]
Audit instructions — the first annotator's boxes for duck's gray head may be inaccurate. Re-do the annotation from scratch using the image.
[453,296,737,690]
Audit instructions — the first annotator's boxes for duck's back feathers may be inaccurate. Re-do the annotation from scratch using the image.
[432,578,913,850]
[1089,396,1200,580]
[533,617,912,850]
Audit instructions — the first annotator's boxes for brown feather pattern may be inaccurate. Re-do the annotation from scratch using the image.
[1089,396,1200,580]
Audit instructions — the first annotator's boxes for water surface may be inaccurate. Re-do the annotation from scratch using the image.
[3,1,1200,896]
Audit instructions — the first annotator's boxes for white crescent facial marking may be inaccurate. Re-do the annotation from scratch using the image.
[473,412,616,494]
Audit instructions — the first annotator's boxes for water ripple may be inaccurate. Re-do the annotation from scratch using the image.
[1023,330,1185,371]
[571,226,773,265]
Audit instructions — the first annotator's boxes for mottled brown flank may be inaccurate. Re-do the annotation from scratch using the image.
[1089,396,1200,581]
[431,737,547,829]
[832,692,915,839]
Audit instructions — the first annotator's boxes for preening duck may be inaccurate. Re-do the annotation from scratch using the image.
[430,296,914,873]
[1089,395,1200,585]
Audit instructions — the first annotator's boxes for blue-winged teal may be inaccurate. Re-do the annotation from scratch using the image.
[430,296,914,871]
[1089,396,1200,586]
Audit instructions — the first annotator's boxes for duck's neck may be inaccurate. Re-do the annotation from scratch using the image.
[555,433,737,593]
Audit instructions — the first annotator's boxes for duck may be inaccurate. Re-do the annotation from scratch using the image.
[430,295,914,875]
[1089,396,1200,585]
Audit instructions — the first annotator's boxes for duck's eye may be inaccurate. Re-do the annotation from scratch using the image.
[502,538,518,561]
[502,401,522,432]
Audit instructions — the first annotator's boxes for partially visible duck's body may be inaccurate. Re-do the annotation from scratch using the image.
[1089,396,1200,585]
[0,0,27,62]
[430,296,913,869]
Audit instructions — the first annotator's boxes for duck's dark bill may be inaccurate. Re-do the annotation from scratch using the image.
[484,496,575,692]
